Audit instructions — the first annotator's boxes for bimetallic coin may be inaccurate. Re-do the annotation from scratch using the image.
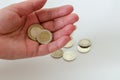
[37,30,52,44]
[77,46,91,53]
[28,24,44,40]
[64,39,73,48]
[51,49,64,58]
[79,39,91,48]
[63,51,77,61]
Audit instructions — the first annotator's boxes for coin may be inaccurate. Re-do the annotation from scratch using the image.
[77,46,91,53]
[31,24,44,29]
[64,39,73,48]
[63,51,77,61]
[51,49,64,58]
[28,24,44,40]
[37,30,52,44]
[79,39,91,48]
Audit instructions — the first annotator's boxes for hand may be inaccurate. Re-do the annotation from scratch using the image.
[0,0,79,60]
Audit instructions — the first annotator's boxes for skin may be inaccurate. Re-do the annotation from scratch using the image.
[0,0,79,60]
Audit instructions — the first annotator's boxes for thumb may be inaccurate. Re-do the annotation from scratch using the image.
[6,0,47,16]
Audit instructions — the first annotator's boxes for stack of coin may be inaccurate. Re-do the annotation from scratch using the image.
[28,24,52,44]
[77,39,91,53]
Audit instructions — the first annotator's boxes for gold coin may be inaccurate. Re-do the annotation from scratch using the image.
[79,39,91,48]
[28,24,44,40]
[64,39,73,48]
[31,24,44,29]
[37,30,52,44]
[77,46,91,53]
[63,51,77,61]
[51,49,64,58]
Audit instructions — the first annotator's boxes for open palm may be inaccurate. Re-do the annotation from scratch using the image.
[0,0,79,59]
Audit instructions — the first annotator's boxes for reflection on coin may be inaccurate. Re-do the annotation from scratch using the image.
[64,39,73,48]
[51,49,63,58]
[37,30,52,44]
[77,46,91,53]
[28,24,44,40]
[63,51,77,61]
[79,39,91,48]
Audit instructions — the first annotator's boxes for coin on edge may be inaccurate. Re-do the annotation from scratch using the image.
[37,30,52,44]
[77,46,91,53]
[28,24,44,40]
[51,49,64,58]
[63,51,77,62]
[64,39,73,48]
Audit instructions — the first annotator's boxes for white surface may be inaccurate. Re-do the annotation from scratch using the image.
[0,0,120,80]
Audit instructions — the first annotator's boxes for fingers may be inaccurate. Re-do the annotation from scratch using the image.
[36,36,71,56]
[26,25,75,57]
[35,5,73,22]
[6,0,47,16]
[53,24,76,40]
[42,13,79,31]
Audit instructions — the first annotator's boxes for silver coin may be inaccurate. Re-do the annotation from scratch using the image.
[64,39,73,48]
[28,24,44,41]
[79,39,91,48]
[51,49,63,58]
[63,51,77,61]
[77,46,91,53]
[37,30,52,44]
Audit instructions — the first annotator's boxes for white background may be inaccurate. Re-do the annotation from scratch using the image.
[0,0,120,80]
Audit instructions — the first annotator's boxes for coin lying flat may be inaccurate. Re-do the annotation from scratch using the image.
[51,49,64,58]
[77,46,91,53]
[37,30,52,44]
[31,24,44,30]
[63,51,77,61]
[79,39,91,48]
[28,24,44,40]
[64,39,73,48]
